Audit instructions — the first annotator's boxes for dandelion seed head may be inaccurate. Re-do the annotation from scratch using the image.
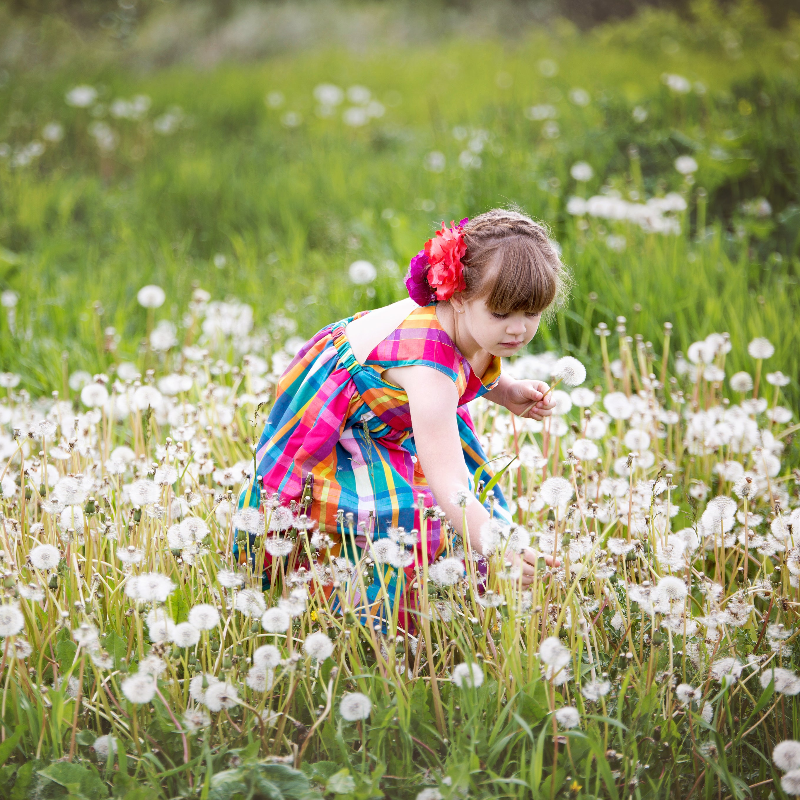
[339,691,372,720]
[183,707,212,733]
[747,337,774,360]
[451,662,484,689]
[676,684,701,704]
[121,673,156,704]
[217,569,245,589]
[581,680,611,702]
[555,706,580,729]
[92,734,117,758]
[729,371,753,393]
[540,477,574,508]
[428,557,465,587]
[774,740,800,771]
[303,631,334,661]
[245,665,274,692]
[0,605,24,637]
[188,603,220,631]
[253,644,281,669]
[261,607,291,633]
[189,673,218,704]
[760,667,800,695]
[29,544,61,570]
[781,771,800,795]
[125,572,176,603]
[137,285,166,309]
[234,589,266,618]
[203,681,239,712]
[172,622,201,648]
[552,356,586,386]
[539,637,571,668]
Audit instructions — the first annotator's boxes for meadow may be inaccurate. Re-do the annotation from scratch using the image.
[1,2,800,798]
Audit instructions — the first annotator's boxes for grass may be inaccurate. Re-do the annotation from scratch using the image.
[0,3,799,798]
[0,4,799,394]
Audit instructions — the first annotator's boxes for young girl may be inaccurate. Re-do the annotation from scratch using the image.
[235,208,569,624]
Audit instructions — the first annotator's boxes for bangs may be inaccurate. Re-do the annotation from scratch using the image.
[471,236,558,315]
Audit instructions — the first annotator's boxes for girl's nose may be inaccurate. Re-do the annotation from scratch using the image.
[507,319,526,335]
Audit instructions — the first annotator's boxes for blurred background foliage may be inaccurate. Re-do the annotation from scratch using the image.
[0,0,799,397]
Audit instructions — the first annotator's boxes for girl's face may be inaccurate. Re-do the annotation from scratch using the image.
[452,294,542,357]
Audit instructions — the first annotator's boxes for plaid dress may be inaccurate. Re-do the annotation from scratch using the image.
[235,302,512,626]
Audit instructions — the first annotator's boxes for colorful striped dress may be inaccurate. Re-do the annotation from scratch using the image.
[235,302,513,626]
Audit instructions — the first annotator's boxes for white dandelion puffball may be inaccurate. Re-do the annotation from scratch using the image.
[253,644,282,669]
[189,673,219,704]
[653,575,688,603]
[781,771,800,795]
[121,673,156,704]
[675,684,701,704]
[66,85,97,107]
[570,161,594,182]
[172,622,201,648]
[551,356,586,386]
[0,605,25,637]
[729,371,753,393]
[217,569,244,589]
[137,284,166,309]
[29,544,61,571]
[555,706,580,729]
[80,382,109,408]
[428,557,465,587]
[570,387,595,407]
[572,439,599,461]
[92,734,117,758]
[774,740,800,772]
[246,666,274,692]
[59,505,85,532]
[451,662,484,689]
[539,636,571,668]
[203,681,239,712]
[129,479,160,506]
[539,477,573,508]
[674,155,698,174]
[261,607,292,633]
[760,668,800,696]
[603,391,633,420]
[125,572,176,603]
[747,337,774,359]
[303,631,334,661]
[339,692,373,721]
[348,260,377,285]
[188,604,220,631]
[234,589,266,618]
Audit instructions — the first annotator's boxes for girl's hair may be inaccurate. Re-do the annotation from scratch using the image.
[458,208,571,319]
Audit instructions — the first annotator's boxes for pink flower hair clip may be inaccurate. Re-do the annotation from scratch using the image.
[404,218,469,305]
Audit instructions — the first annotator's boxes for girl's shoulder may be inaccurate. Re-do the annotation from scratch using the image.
[364,302,464,378]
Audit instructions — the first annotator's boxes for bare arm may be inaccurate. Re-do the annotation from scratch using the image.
[388,365,558,584]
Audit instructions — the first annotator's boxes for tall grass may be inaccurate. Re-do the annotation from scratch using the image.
[0,6,799,394]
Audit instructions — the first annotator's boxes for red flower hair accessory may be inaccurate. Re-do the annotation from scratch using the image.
[404,218,468,305]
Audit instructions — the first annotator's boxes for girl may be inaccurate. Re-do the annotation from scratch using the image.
[235,208,569,625]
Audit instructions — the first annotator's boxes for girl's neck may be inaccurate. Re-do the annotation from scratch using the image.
[435,302,491,373]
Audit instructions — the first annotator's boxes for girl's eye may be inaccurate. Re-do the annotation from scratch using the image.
[491,312,508,319]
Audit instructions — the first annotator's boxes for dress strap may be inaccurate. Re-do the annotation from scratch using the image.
[362,305,465,386]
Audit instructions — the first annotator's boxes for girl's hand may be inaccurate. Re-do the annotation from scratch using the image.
[503,379,556,420]
[507,548,561,587]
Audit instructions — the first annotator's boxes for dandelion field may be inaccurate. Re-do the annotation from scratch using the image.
[2,3,800,799]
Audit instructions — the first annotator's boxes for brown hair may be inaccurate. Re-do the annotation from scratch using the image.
[457,208,571,319]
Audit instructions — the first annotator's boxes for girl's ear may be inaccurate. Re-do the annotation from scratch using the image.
[450,293,466,314]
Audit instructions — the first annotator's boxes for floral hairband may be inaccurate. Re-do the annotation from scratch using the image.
[404,218,469,305]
